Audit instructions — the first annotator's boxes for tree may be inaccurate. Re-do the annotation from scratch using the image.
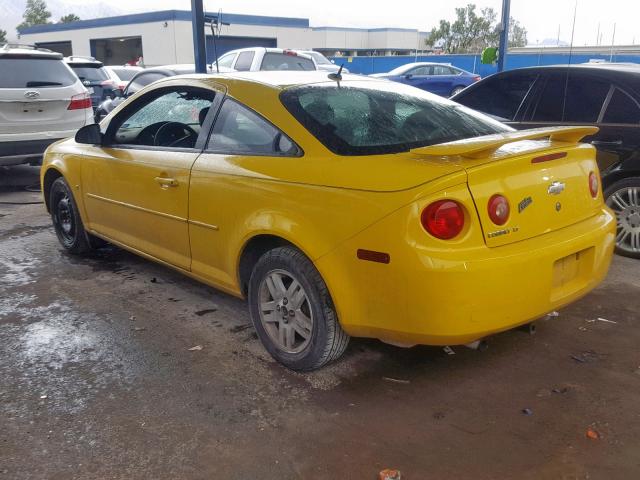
[509,18,528,48]
[59,14,80,23]
[426,3,527,53]
[17,0,51,31]
[0,29,7,44]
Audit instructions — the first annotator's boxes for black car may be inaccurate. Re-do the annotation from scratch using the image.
[452,64,640,258]
[95,64,208,121]
[64,56,117,111]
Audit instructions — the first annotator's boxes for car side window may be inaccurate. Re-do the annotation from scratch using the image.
[409,66,431,76]
[110,89,215,148]
[216,53,235,69]
[454,72,538,121]
[234,51,255,71]
[532,73,610,123]
[603,88,640,125]
[432,65,451,75]
[207,99,299,156]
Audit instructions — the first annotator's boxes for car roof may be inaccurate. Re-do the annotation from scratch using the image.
[180,71,379,89]
[494,63,640,76]
[64,56,103,67]
[400,62,455,68]
[220,47,313,60]
[0,43,62,59]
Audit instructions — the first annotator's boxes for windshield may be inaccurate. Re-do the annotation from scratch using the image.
[0,58,77,88]
[308,52,332,65]
[261,53,315,71]
[111,68,138,81]
[280,81,510,156]
[71,65,109,83]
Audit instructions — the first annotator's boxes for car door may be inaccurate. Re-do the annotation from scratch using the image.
[518,70,623,172]
[188,97,301,291]
[429,65,456,96]
[451,70,540,123]
[590,85,640,181]
[80,84,219,269]
[400,66,432,91]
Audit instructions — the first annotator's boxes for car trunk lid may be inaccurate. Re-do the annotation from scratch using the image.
[412,126,603,247]
[0,84,88,134]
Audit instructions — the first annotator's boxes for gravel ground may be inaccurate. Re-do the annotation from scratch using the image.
[1,166,639,479]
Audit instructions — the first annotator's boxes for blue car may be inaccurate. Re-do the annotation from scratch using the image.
[370,62,480,97]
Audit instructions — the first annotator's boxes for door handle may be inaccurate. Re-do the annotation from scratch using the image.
[155,177,178,187]
[591,139,623,148]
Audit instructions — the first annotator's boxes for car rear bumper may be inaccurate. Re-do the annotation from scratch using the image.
[316,208,616,346]
[0,130,78,166]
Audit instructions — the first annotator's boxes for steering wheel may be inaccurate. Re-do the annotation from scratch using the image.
[153,121,197,147]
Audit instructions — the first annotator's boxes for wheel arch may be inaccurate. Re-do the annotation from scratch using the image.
[42,167,65,213]
[602,170,640,192]
[236,233,316,297]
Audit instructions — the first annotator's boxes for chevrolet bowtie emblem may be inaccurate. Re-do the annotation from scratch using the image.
[548,181,565,195]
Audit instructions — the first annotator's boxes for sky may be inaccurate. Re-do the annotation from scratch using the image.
[102,0,640,46]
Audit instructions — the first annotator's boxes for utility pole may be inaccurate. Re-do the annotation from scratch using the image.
[497,0,510,72]
[191,0,207,73]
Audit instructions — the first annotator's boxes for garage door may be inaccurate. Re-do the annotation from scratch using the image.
[206,35,277,63]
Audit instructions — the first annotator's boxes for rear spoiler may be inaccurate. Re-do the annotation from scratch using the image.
[411,126,599,159]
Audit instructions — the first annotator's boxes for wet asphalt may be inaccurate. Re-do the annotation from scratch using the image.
[1,165,639,479]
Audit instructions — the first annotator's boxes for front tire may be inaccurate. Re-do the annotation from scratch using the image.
[604,176,640,258]
[248,246,349,371]
[50,177,93,255]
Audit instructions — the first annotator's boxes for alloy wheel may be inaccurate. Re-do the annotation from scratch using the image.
[258,269,313,354]
[606,186,640,255]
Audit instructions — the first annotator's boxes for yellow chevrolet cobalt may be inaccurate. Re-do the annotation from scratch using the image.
[41,71,615,370]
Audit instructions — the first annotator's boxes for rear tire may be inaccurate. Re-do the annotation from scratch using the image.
[604,176,640,259]
[49,177,93,255]
[248,246,349,371]
[450,86,465,97]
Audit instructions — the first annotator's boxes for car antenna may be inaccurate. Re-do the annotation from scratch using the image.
[328,63,344,82]
[205,9,230,74]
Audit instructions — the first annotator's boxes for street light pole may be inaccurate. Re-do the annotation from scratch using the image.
[191,0,207,73]
[497,0,511,72]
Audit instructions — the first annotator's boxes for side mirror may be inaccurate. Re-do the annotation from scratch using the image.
[111,88,124,99]
[75,124,103,145]
[405,73,413,79]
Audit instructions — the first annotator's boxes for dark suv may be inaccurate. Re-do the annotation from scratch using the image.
[452,64,640,258]
[64,56,116,112]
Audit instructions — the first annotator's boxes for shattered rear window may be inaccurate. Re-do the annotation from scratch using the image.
[280,81,510,156]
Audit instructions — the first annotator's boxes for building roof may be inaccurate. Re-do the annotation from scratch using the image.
[17,10,310,34]
[17,9,429,37]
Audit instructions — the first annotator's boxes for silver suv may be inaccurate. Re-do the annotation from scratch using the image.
[0,44,93,166]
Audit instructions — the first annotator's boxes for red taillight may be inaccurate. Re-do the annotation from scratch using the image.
[487,194,510,225]
[589,171,599,198]
[421,200,465,240]
[67,93,92,110]
[283,49,298,56]
[473,75,481,82]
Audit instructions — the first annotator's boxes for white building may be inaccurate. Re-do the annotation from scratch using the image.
[17,10,430,66]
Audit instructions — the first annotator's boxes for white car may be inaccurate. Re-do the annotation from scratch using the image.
[0,44,93,166]
[212,47,316,72]
[104,65,144,92]
[297,50,349,74]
